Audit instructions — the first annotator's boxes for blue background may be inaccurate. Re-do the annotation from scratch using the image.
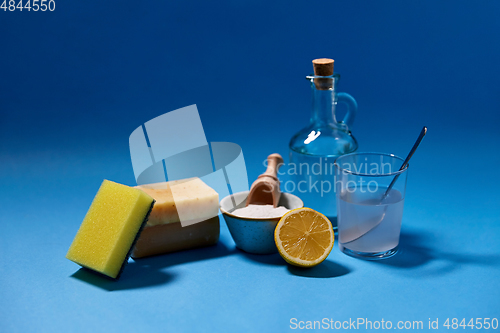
[1,1,499,332]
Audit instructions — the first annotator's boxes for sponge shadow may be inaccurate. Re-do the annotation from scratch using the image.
[71,266,176,292]
[70,241,236,291]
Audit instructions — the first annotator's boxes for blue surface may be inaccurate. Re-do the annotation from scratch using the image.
[1,1,500,332]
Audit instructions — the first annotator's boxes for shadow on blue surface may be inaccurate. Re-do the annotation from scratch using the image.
[375,231,434,269]
[71,266,176,292]
[70,241,237,291]
[287,260,352,278]
[239,250,352,278]
[239,252,287,266]
[372,230,500,276]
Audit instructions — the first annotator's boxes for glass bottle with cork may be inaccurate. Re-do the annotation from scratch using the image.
[289,58,358,229]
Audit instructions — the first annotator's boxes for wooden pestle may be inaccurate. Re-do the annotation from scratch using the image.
[246,154,284,207]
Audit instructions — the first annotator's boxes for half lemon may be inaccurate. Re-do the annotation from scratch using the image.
[275,208,334,267]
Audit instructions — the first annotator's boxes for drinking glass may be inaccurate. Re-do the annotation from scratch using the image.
[334,153,408,260]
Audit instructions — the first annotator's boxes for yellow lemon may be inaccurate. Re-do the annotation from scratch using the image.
[275,208,334,267]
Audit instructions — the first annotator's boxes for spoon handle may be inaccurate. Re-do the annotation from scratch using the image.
[382,126,427,200]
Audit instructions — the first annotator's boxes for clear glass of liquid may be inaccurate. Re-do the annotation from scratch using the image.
[334,153,409,260]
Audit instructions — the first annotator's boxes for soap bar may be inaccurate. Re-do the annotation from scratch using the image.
[137,178,219,226]
[132,216,220,258]
[66,180,155,279]
[132,178,220,258]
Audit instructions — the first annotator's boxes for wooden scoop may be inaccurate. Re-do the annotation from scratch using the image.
[246,154,284,207]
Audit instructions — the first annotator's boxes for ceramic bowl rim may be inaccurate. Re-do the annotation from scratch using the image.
[220,191,303,221]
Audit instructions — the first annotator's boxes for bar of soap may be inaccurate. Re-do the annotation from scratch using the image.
[66,180,155,279]
[137,178,219,226]
[132,178,220,258]
[132,216,220,258]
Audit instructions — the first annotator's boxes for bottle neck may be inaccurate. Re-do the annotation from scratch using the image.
[311,87,336,126]
[309,75,339,127]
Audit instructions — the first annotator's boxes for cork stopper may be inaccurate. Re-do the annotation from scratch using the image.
[312,58,334,90]
[313,58,334,76]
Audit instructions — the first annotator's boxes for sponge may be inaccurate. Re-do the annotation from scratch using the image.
[66,180,155,279]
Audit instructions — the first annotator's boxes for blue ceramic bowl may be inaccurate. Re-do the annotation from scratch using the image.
[220,191,304,254]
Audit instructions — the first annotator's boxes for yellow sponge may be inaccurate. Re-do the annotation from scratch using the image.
[66,180,155,279]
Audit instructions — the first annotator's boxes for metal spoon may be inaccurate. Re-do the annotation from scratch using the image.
[381,126,427,201]
[341,126,427,244]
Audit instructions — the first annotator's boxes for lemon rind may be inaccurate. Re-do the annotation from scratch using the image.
[274,207,334,268]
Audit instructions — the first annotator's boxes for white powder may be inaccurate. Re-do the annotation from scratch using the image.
[232,204,290,218]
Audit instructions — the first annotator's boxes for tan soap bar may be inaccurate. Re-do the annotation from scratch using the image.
[136,178,219,226]
[132,216,220,258]
[132,177,220,258]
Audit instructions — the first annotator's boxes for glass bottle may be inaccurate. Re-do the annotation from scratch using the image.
[288,59,358,229]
